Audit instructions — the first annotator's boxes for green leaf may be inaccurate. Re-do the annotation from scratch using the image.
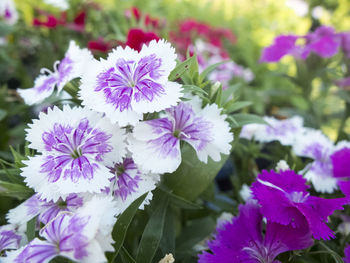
[136,192,169,263]
[110,193,147,262]
[160,207,176,255]
[224,101,252,113]
[168,57,196,81]
[0,180,33,200]
[182,85,208,96]
[318,242,344,263]
[163,143,229,201]
[120,246,136,263]
[9,146,27,169]
[199,60,229,81]
[26,216,36,242]
[0,109,7,121]
[159,187,202,209]
[230,113,268,128]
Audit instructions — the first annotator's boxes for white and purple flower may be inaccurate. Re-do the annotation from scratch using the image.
[79,39,183,126]
[129,98,233,173]
[7,193,84,226]
[104,157,159,212]
[292,128,337,193]
[5,196,117,263]
[0,0,18,25]
[18,41,93,105]
[240,115,304,146]
[0,225,21,254]
[21,105,126,201]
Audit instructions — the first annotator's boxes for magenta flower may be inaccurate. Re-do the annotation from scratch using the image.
[344,244,350,263]
[198,202,313,263]
[260,35,301,62]
[331,147,350,197]
[260,26,341,63]
[251,169,346,240]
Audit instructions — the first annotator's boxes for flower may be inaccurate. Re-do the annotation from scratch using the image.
[331,146,350,197]
[240,116,304,146]
[104,157,159,212]
[79,39,183,126]
[88,38,116,53]
[260,26,341,62]
[6,196,117,263]
[18,41,93,105]
[129,98,233,173]
[198,202,313,263]
[0,225,21,253]
[21,105,126,201]
[292,128,337,193]
[260,35,301,62]
[344,244,350,263]
[7,193,84,225]
[0,0,18,25]
[125,28,160,52]
[251,169,346,240]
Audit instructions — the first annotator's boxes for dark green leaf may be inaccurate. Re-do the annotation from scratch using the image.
[120,246,136,263]
[159,187,202,209]
[0,180,33,200]
[110,193,147,262]
[26,216,36,242]
[136,193,169,263]
[0,109,7,121]
[160,207,176,255]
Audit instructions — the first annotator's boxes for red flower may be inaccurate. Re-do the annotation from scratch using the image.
[88,38,113,53]
[125,28,160,52]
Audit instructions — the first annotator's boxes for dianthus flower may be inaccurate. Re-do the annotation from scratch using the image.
[21,106,126,201]
[0,0,18,25]
[331,145,350,197]
[0,225,21,254]
[103,156,159,212]
[18,41,93,105]
[7,193,84,225]
[79,39,183,126]
[292,128,337,193]
[251,169,346,240]
[260,26,340,62]
[240,116,304,146]
[129,97,233,173]
[5,196,117,263]
[344,244,350,263]
[125,28,160,52]
[198,202,313,263]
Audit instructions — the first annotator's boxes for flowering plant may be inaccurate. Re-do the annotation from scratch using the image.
[2,0,350,263]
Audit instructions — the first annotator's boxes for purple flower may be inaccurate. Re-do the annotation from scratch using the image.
[18,41,93,105]
[198,202,313,263]
[344,244,350,263]
[260,35,301,62]
[7,193,84,226]
[331,147,350,197]
[0,0,18,25]
[0,226,21,253]
[80,39,183,126]
[104,157,159,212]
[341,32,350,58]
[251,169,346,240]
[129,98,233,173]
[260,26,341,63]
[22,106,126,201]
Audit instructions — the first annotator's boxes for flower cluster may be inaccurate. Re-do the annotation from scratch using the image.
[8,37,233,262]
[199,168,346,262]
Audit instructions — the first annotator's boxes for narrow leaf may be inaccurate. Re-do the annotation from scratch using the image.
[230,113,267,127]
[199,60,229,81]
[120,246,136,263]
[224,101,252,113]
[110,193,147,262]
[168,57,196,81]
[26,216,36,242]
[136,193,169,263]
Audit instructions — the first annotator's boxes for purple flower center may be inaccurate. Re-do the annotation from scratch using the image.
[242,240,275,263]
[40,118,112,183]
[109,158,141,201]
[95,54,165,112]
